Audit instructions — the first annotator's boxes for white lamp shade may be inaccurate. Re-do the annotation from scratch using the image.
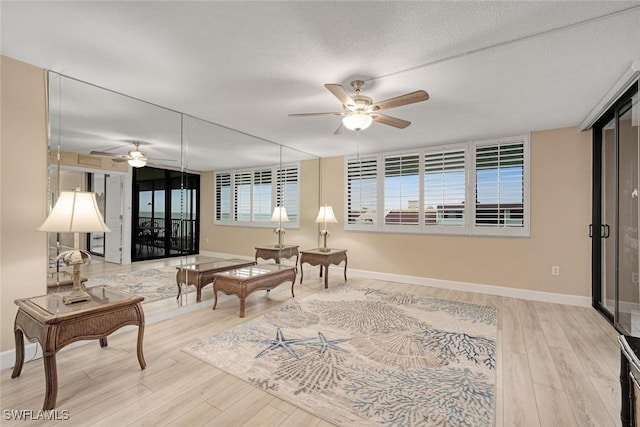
[315,206,337,224]
[38,191,111,233]
[271,206,289,222]
[342,112,373,131]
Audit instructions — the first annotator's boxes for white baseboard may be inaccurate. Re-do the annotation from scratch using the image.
[2,252,591,371]
[348,268,592,307]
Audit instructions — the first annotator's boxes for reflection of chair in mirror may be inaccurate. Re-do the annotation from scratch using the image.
[137,220,158,255]
[170,221,182,253]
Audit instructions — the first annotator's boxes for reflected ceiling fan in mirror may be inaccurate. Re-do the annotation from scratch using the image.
[289,80,429,134]
[89,141,173,168]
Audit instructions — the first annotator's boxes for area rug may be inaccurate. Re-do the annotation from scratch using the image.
[184,285,497,426]
[85,268,180,303]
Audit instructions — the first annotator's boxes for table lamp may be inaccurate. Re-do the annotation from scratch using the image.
[315,205,337,252]
[271,206,289,248]
[38,190,111,304]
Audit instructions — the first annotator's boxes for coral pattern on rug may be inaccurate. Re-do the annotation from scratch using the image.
[184,286,497,426]
[85,268,179,303]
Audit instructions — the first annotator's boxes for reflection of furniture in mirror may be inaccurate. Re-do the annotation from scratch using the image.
[175,259,257,303]
[255,245,299,266]
[299,248,348,289]
[619,335,640,426]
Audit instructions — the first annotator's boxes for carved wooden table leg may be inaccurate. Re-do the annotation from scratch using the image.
[11,327,24,379]
[43,352,58,410]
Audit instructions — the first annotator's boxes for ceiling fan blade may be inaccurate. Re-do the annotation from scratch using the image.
[110,158,129,163]
[148,158,176,162]
[288,112,344,117]
[371,90,429,111]
[324,84,355,107]
[89,150,120,157]
[372,113,411,129]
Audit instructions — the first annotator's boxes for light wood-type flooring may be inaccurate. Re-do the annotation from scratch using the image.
[1,256,622,426]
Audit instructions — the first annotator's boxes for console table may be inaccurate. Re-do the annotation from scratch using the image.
[176,258,257,302]
[255,245,299,267]
[619,335,640,426]
[12,286,146,410]
[299,248,347,289]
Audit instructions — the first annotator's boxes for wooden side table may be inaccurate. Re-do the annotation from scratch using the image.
[299,248,348,289]
[255,245,299,267]
[11,285,146,410]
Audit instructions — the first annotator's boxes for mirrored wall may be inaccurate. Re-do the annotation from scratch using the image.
[47,72,320,291]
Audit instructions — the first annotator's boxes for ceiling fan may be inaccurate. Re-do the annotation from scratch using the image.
[89,141,172,168]
[289,80,429,133]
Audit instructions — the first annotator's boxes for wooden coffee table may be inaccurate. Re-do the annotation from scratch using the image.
[12,285,145,410]
[299,248,348,289]
[212,264,296,317]
[176,258,257,302]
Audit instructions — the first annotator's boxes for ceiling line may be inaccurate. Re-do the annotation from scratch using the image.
[367,4,640,82]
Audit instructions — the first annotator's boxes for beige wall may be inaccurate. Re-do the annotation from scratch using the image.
[319,127,592,297]
[1,56,48,352]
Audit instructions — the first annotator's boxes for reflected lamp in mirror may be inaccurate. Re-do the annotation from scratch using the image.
[315,205,337,252]
[38,190,111,304]
[271,206,289,248]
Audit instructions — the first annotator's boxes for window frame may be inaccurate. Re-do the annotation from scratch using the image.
[214,162,301,229]
[344,135,530,237]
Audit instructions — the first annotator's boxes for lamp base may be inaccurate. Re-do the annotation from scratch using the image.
[62,290,91,304]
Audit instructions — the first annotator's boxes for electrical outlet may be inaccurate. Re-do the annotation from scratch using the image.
[551,266,560,276]
[633,272,639,284]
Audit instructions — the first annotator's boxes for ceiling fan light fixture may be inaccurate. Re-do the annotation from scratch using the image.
[128,156,147,168]
[127,148,147,167]
[342,112,373,131]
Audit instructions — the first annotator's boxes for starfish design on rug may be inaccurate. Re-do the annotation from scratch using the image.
[255,327,311,359]
[308,331,350,355]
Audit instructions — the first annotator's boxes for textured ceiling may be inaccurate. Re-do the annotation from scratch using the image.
[2,1,639,170]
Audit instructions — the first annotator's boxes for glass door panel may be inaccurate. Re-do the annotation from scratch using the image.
[618,94,639,334]
[601,117,617,316]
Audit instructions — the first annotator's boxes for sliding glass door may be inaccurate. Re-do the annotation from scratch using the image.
[593,82,639,334]
[132,166,200,261]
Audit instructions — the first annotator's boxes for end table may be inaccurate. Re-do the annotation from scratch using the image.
[299,248,348,289]
[12,285,146,410]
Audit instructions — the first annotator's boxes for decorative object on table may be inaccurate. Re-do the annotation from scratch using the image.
[38,189,110,304]
[315,205,337,252]
[271,206,289,248]
[185,284,497,426]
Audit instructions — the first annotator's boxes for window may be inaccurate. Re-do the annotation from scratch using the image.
[344,135,529,237]
[346,157,378,229]
[215,163,300,227]
[474,141,525,234]
[384,153,420,227]
[424,147,466,229]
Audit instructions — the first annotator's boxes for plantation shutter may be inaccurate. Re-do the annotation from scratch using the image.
[276,166,299,222]
[215,173,231,221]
[346,157,378,226]
[424,149,466,226]
[252,169,272,222]
[384,153,420,226]
[234,171,252,222]
[475,142,525,228]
